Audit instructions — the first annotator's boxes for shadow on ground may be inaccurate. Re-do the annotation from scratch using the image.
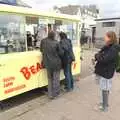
[0,88,47,112]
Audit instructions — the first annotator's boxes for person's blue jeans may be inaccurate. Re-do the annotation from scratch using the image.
[63,63,74,91]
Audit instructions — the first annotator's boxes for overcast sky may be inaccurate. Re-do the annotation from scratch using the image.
[23,0,120,17]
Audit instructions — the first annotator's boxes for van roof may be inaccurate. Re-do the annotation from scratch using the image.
[0,4,80,22]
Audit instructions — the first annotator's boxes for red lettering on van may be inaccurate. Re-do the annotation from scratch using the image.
[20,62,44,80]
[20,67,31,80]
[30,66,36,74]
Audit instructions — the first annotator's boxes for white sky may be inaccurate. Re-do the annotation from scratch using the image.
[23,0,120,17]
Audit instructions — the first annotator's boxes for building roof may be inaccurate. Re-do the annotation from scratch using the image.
[57,5,80,15]
[17,0,31,8]
[54,5,99,16]
[96,17,120,21]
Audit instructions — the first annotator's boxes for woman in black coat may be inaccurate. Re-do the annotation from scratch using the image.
[94,31,118,112]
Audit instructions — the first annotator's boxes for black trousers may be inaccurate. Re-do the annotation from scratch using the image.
[102,90,109,108]
[47,70,60,98]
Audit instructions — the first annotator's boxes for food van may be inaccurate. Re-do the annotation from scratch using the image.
[0,4,81,101]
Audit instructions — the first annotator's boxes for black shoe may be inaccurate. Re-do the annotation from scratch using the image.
[49,96,56,100]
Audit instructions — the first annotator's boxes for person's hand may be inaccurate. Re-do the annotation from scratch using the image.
[95,53,100,60]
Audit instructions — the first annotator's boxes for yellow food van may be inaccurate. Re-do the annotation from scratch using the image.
[0,4,81,101]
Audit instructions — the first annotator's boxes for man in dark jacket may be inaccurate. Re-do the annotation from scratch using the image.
[80,31,85,45]
[27,31,33,47]
[59,32,75,91]
[40,31,63,99]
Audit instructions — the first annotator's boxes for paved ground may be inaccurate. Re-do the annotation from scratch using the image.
[1,49,120,120]
[80,49,97,78]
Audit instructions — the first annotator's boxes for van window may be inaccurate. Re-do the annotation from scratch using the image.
[0,14,26,54]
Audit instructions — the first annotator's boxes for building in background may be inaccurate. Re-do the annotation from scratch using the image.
[54,5,99,32]
[54,5,99,47]
[95,17,120,48]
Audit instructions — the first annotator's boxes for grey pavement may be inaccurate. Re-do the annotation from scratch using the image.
[1,50,120,120]
[80,49,97,78]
